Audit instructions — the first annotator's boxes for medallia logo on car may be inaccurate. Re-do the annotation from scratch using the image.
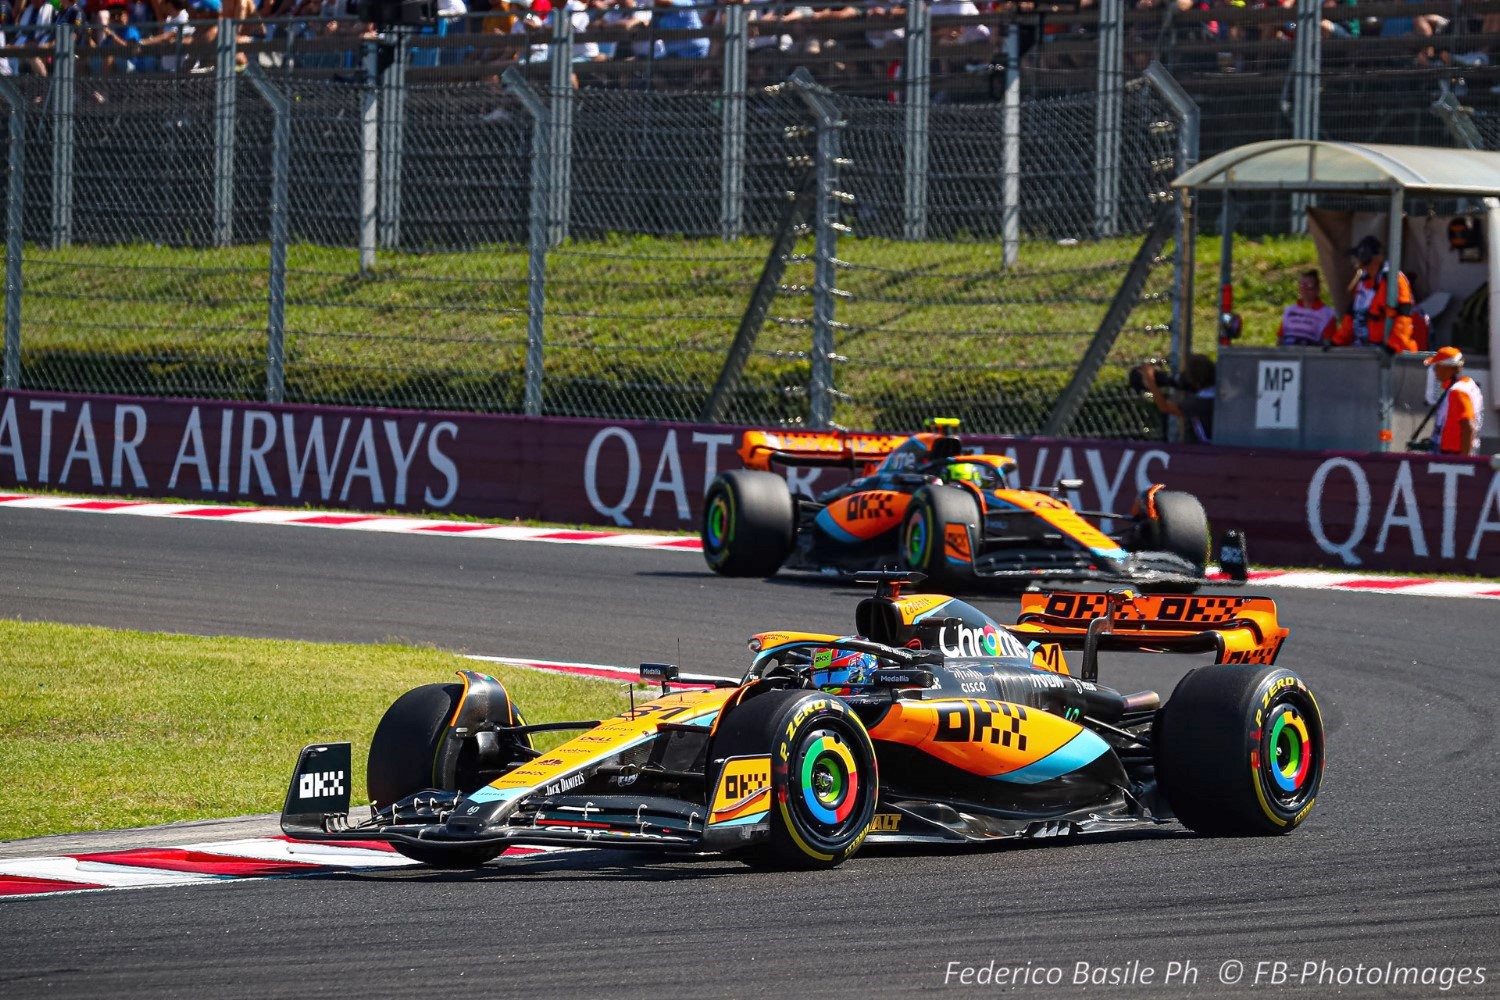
[298,770,346,799]
[939,623,1027,659]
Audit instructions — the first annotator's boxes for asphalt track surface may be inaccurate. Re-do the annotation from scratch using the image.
[1,506,1498,999]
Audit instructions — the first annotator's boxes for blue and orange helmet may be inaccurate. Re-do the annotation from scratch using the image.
[810,647,881,692]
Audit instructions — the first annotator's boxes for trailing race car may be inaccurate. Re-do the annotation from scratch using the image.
[699,419,1246,590]
[282,574,1323,870]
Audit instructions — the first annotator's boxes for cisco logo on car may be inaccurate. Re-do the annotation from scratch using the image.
[298,770,346,799]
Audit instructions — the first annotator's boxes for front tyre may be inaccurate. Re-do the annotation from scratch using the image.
[367,682,524,868]
[712,691,878,869]
[701,470,795,577]
[900,485,980,591]
[1154,665,1324,836]
[1137,488,1210,573]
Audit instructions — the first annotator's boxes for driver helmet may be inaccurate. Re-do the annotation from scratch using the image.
[945,462,986,487]
[811,648,881,692]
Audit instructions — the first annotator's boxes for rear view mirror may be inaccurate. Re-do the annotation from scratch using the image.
[1056,478,1084,491]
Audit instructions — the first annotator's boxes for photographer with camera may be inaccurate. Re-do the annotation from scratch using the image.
[1333,236,1420,353]
[1133,353,1217,444]
[1410,347,1484,456]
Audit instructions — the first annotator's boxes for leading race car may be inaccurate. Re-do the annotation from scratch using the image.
[282,574,1323,870]
[699,419,1247,591]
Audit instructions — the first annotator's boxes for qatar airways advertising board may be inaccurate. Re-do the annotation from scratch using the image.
[2,390,1498,576]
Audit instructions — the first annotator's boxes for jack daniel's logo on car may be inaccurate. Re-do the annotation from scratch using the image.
[544,773,587,796]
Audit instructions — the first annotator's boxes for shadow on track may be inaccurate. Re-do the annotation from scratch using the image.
[299,828,1210,889]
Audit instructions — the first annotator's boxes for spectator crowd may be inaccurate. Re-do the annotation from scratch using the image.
[0,0,1491,81]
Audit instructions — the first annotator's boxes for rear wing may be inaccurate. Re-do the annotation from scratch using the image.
[1009,590,1288,674]
[739,430,909,472]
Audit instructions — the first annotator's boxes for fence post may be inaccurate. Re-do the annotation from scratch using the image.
[1002,22,1020,267]
[1094,0,1123,238]
[360,40,379,272]
[0,78,23,390]
[902,0,930,241]
[1041,211,1176,436]
[246,66,289,405]
[505,68,550,417]
[546,13,574,246]
[1143,62,1198,438]
[377,27,408,249]
[791,69,846,430]
[213,28,237,247]
[51,24,75,250]
[1289,0,1320,232]
[720,1,747,241]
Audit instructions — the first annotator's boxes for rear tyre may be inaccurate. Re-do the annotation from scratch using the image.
[1154,664,1324,836]
[1139,489,1210,573]
[712,691,878,870]
[367,683,510,868]
[900,485,980,592]
[701,470,795,577]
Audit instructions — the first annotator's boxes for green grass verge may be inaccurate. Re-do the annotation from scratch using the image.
[16,230,1318,435]
[0,620,628,843]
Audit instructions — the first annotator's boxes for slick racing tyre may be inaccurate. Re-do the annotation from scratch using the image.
[701,470,795,577]
[1137,489,1210,574]
[367,682,529,868]
[711,690,878,870]
[900,484,980,592]
[1154,664,1324,836]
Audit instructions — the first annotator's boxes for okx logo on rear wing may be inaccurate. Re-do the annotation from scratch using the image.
[1010,590,1288,670]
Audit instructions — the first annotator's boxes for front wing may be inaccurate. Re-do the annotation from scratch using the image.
[965,547,1203,586]
[281,743,771,856]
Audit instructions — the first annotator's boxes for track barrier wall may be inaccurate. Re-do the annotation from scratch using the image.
[4,389,1498,576]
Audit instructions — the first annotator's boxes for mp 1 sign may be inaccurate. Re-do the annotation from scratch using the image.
[1256,359,1300,430]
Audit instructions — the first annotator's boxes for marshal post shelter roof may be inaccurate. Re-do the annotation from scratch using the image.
[1172,140,1500,199]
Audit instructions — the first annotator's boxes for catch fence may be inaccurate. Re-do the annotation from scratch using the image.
[2,10,1204,436]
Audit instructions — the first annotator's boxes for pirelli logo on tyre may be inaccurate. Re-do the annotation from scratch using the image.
[710,755,772,824]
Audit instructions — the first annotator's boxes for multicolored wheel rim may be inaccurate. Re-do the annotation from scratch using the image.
[798,730,861,828]
[904,511,928,567]
[1261,702,1315,801]
[704,494,731,551]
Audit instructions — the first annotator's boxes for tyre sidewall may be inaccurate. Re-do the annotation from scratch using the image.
[901,486,978,588]
[1247,671,1324,829]
[702,477,739,572]
[772,695,879,866]
[1156,665,1324,835]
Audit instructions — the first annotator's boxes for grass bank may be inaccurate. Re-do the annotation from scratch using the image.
[0,620,626,843]
[16,231,1319,433]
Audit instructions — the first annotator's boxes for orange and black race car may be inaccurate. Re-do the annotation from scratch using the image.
[699,419,1246,590]
[281,574,1322,870]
